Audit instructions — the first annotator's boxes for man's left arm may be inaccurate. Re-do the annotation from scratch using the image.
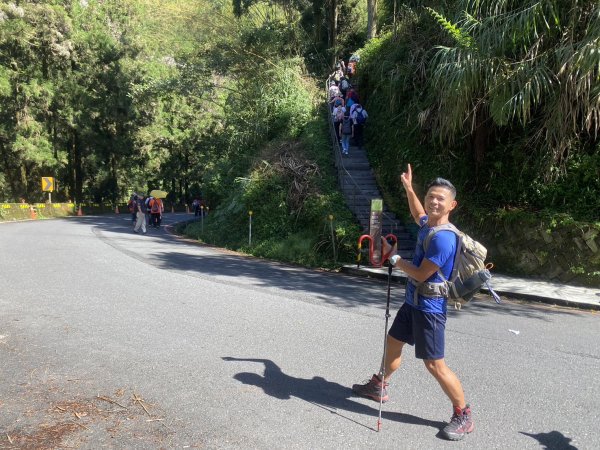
[392,256,439,282]
[382,237,440,282]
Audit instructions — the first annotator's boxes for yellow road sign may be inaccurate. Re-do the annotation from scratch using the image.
[42,177,54,192]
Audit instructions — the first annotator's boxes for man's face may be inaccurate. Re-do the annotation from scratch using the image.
[424,186,457,220]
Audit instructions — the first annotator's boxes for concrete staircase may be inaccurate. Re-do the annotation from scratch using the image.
[338,146,415,259]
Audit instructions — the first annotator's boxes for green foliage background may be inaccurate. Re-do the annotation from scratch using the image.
[354,1,600,284]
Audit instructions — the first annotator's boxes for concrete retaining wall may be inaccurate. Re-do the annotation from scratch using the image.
[462,217,600,287]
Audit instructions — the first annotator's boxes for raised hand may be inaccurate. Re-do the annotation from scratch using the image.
[400,163,413,191]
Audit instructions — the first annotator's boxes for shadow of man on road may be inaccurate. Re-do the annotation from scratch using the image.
[223,356,446,433]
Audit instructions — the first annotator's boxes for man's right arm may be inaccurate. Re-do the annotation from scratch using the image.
[400,164,425,224]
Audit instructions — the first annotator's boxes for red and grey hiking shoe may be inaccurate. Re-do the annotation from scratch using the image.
[442,405,474,440]
[352,374,389,403]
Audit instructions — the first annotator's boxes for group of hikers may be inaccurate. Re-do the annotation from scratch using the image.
[127,193,164,234]
[328,54,368,155]
[126,193,209,234]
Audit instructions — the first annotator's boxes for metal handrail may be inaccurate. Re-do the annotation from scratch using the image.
[326,76,400,235]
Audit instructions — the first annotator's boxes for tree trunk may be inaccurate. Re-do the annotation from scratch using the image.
[393,0,397,40]
[111,153,118,203]
[472,108,490,179]
[71,128,83,203]
[52,117,58,159]
[367,0,378,40]
[184,148,190,202]
[171,178,176,206]
[0,142,18,199]
[312,1,323,45]
[328,0,339,68]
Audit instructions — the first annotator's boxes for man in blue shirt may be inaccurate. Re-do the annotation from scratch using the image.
[352,164,474,441]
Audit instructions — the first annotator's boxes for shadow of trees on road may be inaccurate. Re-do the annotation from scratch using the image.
[66,214,589,318]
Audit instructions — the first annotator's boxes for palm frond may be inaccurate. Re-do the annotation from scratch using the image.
[424,7,474,49]
[422,0,600,178]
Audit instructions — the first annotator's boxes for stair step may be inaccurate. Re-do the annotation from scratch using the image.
[342,177,377,182]
[343,170,372,174]
[343,163,371,170]
[342,187,379,193]
[344,194,382,200]
[343,182,376,188]
[342,177,376,182]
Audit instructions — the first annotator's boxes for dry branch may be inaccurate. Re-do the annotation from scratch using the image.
[71,421,89,430]
[132,393,151,416]
[96,395,128,409]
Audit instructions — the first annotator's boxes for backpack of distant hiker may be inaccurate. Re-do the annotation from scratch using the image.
[341,117,353,135]
[347,61,356,76]
[329,84,340,99]
[127,198,136,213]
[355,108,367,125]
[150,198,161,214]
[334,106,345,122]
[340,79,350,91]
[412,223,501,308]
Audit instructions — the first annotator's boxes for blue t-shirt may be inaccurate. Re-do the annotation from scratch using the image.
[405,216,458,314]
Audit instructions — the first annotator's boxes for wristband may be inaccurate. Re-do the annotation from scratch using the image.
[390,254,401,266]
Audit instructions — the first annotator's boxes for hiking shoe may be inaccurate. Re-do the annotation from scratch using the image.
[352,374,389,403]
[442,405,474,440]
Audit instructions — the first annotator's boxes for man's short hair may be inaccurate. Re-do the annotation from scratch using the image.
[427,178,456,199]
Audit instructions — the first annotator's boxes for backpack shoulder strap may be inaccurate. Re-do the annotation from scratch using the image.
[423,223,462,282]
[423,223,459,252]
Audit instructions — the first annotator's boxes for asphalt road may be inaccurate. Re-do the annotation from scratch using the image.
[1,214,599,449]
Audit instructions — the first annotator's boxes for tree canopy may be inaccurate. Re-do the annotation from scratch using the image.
[0,0,598,226]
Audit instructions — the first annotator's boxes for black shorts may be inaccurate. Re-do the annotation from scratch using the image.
[388,302,446,360]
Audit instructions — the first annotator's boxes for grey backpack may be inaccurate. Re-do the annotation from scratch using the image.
[412,223,501,308]
[341,117,353,135]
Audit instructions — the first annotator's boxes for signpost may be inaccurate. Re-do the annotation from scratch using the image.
[248,210,253,246]
[369,199,383,266]
[41,177,55,203]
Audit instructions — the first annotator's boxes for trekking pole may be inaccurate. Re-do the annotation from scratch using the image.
[377,263,393,432]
